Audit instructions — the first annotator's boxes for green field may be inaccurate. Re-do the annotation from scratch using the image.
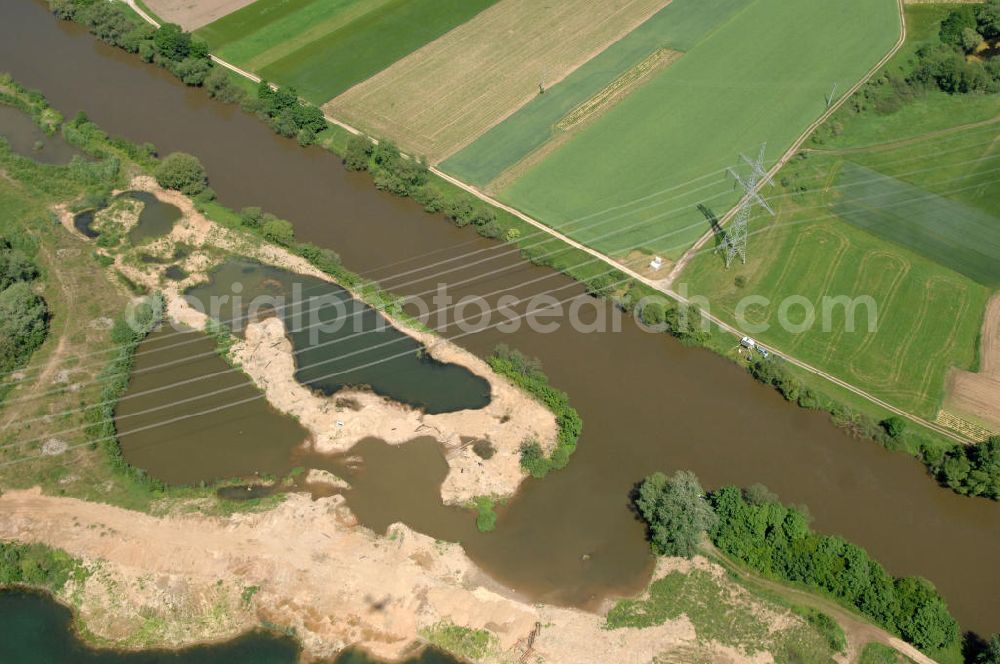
[499,0,900,260]
[196,0,497,104]
[679,119,997,417]
[439,0,754,186]
[833,162,1000,288]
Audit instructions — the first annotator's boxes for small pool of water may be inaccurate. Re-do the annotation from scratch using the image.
[120,190,181,245]
[73,209,100,238]
[0,103,82,164]
[164,265,188,281]
[185,259,491,414]
[116,326,309,486]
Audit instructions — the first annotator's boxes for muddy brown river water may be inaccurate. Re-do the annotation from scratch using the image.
[2,0,999,636]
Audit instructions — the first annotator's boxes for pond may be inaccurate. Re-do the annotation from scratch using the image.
[185,259,492,414]
[116,326,309,486]
[0,102,82,164]
[121,190,182,245]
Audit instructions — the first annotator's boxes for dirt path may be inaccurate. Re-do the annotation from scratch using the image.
[801,113,1000,156]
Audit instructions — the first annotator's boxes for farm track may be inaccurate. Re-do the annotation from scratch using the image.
[118,0,972,444]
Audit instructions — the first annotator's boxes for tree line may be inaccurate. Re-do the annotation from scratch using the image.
[634,471,964,655]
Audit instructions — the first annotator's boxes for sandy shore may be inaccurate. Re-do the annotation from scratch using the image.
[0,487,752,663]
[90,176,557,504]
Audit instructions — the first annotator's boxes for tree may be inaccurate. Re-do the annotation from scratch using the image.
[635,471,717,558]
[261,218,295,246]
[0,282,48,371]
[978,634,1000,664]
[0,243,38,291]
[961,27,984,53]
[978,0,1000,41]
[880,416,907,439]
[940,8,978,49]
[344,135,372,171]
[154,152,207,195]
[152,23,190,61]
[892,576,959,651]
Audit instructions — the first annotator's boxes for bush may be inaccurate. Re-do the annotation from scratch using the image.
[343,135,372,171]
[203,67,245,104]
[473,497,497,533]
[155,152,207,196]
[880,416,907,439]
[261,218,295,246]
[0,541,88,592]
[519,440,550,479]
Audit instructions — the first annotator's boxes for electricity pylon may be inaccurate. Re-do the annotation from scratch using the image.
[722,143,774,267]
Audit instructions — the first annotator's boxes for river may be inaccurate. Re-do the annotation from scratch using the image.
[1,0,998,636]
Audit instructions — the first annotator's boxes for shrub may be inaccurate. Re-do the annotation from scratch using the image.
[473,497,497,533]
[343,135,372,171]
[261,218,295,246]
[519,440,550,479]
[155,152,207,196]
[203,67,245,104]
[880,416,907,439]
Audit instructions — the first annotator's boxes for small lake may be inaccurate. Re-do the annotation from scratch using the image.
[185,259,492,414]
[116,326,309,486]
[0,589,460,663]
[0,103,82,164]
